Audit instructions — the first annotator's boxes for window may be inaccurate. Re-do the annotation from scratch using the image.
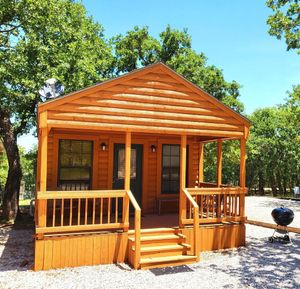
[58,140,93,190]
[161,144,180,194]
[117,148,137,179]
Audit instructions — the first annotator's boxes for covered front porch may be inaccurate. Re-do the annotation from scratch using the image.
[35,127,247,270]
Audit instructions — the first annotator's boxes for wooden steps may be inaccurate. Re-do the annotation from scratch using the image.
[128,228,198,269]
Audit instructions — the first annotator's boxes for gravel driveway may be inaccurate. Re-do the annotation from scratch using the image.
[0,196,299,289]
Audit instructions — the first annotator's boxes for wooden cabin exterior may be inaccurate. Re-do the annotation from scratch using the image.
[34,62,250,270]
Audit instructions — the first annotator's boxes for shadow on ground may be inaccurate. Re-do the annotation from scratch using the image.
[150,265,194,276]
[193,234,300,289]
[0,213,34,272]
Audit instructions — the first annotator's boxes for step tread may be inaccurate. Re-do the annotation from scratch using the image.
[132,243,191,252]
[129,234,185,242]
[140,255,197,265]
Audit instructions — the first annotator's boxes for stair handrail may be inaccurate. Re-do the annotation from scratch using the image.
[126,190,141,269]
[182,188,199,259]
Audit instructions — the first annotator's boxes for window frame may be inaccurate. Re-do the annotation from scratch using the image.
[57,139,93,189]
[160,144,189,195]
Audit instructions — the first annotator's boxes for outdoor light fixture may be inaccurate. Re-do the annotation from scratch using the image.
[101,142,107,151]
[151,145,157,153]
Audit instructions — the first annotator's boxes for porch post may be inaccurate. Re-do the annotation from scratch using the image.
[38,111,48,228]
[124,131,131,190]
[123,131,131,231]
[240,138,246,218]
[198,142,204,185]
[179,135,187,228]
[240,138,246,187]
[217,140,222,187]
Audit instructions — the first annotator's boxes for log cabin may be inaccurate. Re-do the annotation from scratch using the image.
[34,62,250,270]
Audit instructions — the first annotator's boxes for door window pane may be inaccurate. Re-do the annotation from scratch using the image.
[117,148,137,179]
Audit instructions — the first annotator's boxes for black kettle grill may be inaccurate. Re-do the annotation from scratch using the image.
[269,207,294,243]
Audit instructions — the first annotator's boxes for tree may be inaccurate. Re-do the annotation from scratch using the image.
[112,25,244,112]
[0,0,113,221]
[20,146,37,197]
[266,0,300,54]
[247,99,300,195]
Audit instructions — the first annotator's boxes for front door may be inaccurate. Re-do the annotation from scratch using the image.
[113,144,143,207]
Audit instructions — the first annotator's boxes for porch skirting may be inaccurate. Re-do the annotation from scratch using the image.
[34,223,245,271]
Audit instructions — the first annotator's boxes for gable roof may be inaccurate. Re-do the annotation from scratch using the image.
[40,62,250,138]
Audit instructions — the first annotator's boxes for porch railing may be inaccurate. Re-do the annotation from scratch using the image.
[35,189,141,237]
[182,189,199,258]
[126,190,141,269]
[181,187,247,225]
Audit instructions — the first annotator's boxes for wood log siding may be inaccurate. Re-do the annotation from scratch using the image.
[46,70,246,138]
[45,132,201,214]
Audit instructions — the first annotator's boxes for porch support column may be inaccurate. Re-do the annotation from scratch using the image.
[124,131,131,190]
[179,135,187,228]
[123,131,131,231]
[38,111,48,228]
[239,138,246,218]
[239,138,246,188]
[198,142,204,185]
[217,140,222,187]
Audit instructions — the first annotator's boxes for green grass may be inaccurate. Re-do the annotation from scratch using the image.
[19,199,31,206]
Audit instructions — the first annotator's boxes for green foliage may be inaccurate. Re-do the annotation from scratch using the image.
[0,149,8,192]
[204,140,240,186]
[246,92,300,194]
[19,146,37,194]
[0,146,36,196]
[266,0,300,53]
[0,0,113,135]
[112,25,244,112]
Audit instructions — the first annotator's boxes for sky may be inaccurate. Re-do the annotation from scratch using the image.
[18,0,300,149]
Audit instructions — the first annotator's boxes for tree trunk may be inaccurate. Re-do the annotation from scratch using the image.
[0,111,22,221]
[270,173,277,196]
[258,171,265,195]
[276,173,283,195]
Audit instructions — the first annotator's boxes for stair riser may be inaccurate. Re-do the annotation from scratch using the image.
[141,249,189,258]
[139,239,185,246]
[128,230,181,237]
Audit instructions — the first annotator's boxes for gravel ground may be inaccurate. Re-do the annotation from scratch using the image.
[0,196,299,289]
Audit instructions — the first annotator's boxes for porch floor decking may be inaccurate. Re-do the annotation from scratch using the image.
[130,213,179,230]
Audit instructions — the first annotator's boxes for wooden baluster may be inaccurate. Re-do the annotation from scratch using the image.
[100,198,103,224]
[115,197,118,223]
[212,195,215,218]
[69,199,73,226]
[233,194,235,216]
[189,201,192,219]
[235,194,238,216]
[85,198,88,225]
[108,197,111,224]
[237,194,240,216]
[200,195,203,219]
[60,199,64,226]
[217,194,221,218]
[223,194,227,217]
[52,199,56,227]
[229,195,232,216]
[78,198,81,225]
[92,198,96,225]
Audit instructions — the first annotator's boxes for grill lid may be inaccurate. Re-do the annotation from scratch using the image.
[271,207,294,227]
